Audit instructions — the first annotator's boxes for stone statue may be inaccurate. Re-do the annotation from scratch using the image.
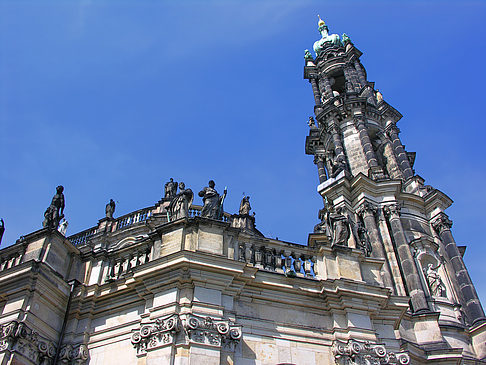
[198,180,225,219]
[325,204,350,246]
[304,49,313,60]
[0,218,4,244]
[164,178,178,199]
[328,153,346,178]
[313,16,343,56]
[106,199,116,219]
[42,185,65,229]
[376,90,383,103]
[58,218,69,236]
[342,33,351,46]
[425,263,446,297]
[167,182,193,221]
[313,208,327,234]
[307,116,316,128]
[357,222,372,257]
[239,196,251,215]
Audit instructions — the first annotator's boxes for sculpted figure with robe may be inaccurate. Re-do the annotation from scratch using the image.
[167,182,193,221]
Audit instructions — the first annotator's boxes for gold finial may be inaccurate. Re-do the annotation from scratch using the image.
[318,15,325,27]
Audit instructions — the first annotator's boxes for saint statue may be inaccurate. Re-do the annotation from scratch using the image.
[198,180,225,219]
[58,218,69,236]
[106,199,116,219]
[425,264,446,297]
[324,203,350,246]
[239,196,251,215]
[357,222,372,257]
[167,182,193,221]
[164,178,178,199]
[43,185,65,229]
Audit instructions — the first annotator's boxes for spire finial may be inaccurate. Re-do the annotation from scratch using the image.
[317,15,325,27]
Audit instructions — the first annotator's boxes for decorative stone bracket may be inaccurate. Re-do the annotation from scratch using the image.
[131,314,181,354]
[58,343,89,364]
[332,339,410,365]
[183,314,242,349]
[131,314,242,355]
[0,320,56,364]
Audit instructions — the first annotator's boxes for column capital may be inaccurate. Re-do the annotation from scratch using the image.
[431,213,453,234]
[384,203,401,218]
[313,153,325,165]
[356,201,377,217]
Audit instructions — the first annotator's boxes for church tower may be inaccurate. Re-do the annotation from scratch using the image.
[305,16,486,350]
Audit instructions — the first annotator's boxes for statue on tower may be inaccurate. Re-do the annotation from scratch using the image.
[42,185,65,230]
[198,180,226,220]
[164,178,178,199]
[239,196,251,215]
[313,16,343,56]
[105,199,116,219]
[167,182,193,221]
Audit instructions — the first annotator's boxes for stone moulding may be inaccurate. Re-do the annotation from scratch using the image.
[131,314,242,354]
[332,339,410,365]
[0,320,56,364]
[183,314,242,348]
[131,314,181,354]
[58,343,89,364]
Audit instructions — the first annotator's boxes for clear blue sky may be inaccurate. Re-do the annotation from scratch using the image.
[1,1,485,303]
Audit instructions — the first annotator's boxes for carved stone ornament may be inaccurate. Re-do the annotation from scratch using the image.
[0,320,56,364]
[431,213,453,234]
[131,314,242,354]
[332,339,410,365]
[383,203,401,219]
[184,315,242,349]
[356,201,377,218]
[131,314,181,354]
[58,343,89,364]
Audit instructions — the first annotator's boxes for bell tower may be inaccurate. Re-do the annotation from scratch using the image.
[304,17,485,352]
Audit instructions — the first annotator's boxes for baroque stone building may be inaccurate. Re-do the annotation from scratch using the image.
[1,18,485,365]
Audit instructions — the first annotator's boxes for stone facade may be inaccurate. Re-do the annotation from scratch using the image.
[1,19,485,365]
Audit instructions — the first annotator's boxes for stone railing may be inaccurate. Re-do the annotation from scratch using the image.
[237,242,317,278]
[105,242,153,282]
[189,205,230,223]
[114,208,153,231]
[0,243,26,272]
[68,226,97,246]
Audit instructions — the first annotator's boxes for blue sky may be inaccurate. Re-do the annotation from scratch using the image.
[1,1,485,303]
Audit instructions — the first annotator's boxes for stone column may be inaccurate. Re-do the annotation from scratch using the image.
[357,202,394,290]
[354,61,367,87]
[329,122,346,163]
[314,153,327,183]
[318,74,333,100]
[384,204,428,313]
[309,78,322,106]
[354,117,384,180]
[343,65,355,92]
[385,124,414,180]
[432,213,486,325]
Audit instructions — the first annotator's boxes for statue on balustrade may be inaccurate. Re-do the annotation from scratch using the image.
[425,263,446,297]
[167,182,193,221]
[239,196,251,215]
[0,218,4,244]
[106,199,116,219]
[199,180,226,220]
[357,222,372,257]
[42,185,65,230]
[58,218,69,236]
[164,178,178,199]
